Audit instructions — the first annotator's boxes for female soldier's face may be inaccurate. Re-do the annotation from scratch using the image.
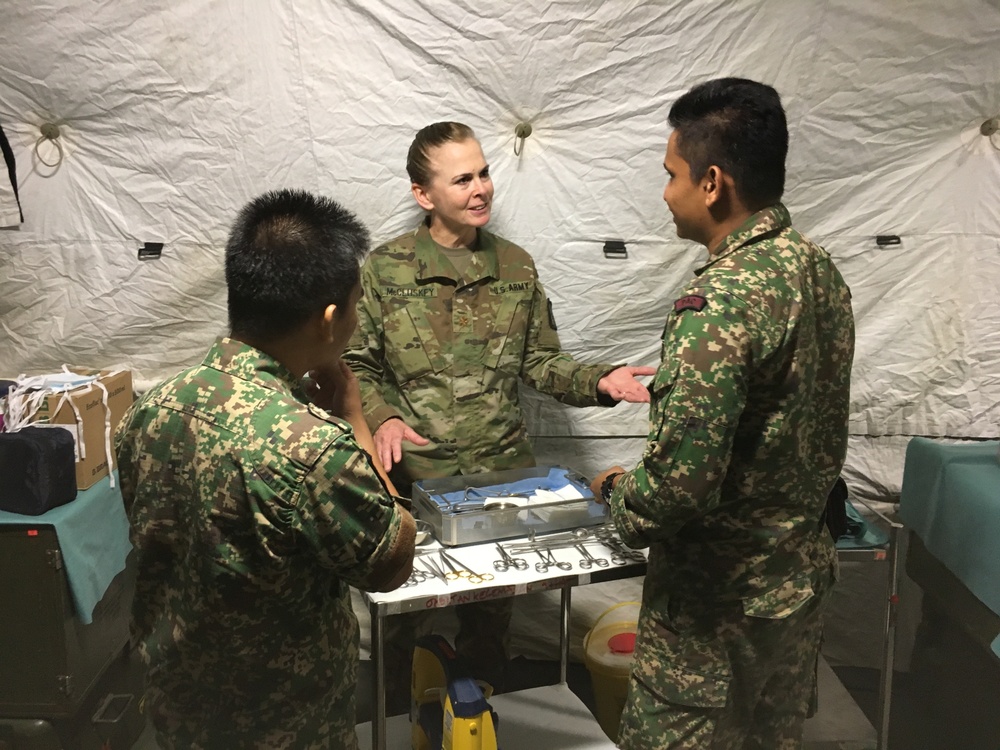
[412,138,494,233]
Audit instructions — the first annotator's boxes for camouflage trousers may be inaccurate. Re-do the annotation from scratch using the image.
[146,679,359,749]
[379,597,514,713]
[617,580,830,750]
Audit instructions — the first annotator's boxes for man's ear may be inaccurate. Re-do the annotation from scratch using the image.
[703,165,722,207]
[321,303,338,343]
[411,183,435,212]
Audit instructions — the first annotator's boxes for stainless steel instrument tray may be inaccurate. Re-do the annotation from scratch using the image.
[411,465,607,546]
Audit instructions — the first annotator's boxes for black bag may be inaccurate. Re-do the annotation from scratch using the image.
[823,476,850,540]
[0,426,78,515]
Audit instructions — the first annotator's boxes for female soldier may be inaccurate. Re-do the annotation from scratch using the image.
[345,121,652,702]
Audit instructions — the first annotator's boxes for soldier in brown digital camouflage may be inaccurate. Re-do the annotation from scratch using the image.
[114,189,416,749]
[344,121,655,704]
[590,78,856,749]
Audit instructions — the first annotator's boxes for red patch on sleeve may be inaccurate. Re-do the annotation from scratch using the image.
[673,295,708,313]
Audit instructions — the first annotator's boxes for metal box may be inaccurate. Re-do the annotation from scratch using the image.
[0,525,133,719]
[412,466,607,546]
[0,651,145,750]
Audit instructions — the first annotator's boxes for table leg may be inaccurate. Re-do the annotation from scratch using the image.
[876,524,901,750]
[560,586,571,685]
[372,603,386,750]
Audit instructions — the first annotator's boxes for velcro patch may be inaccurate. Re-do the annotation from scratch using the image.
[673,295,708,313]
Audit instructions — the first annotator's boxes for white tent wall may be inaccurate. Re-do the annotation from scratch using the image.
[2,0,999,669]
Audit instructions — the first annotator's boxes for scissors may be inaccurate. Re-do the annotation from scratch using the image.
[419,555,450,585]
[575,543,609,569]
[533,547,573,573]
[493,543,529,573]
[401,567,431,588]
[438,550,494,585]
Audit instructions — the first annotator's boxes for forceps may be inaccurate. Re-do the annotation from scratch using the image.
[533,547,573,573]
[601,539,646,566]
[438,550,494,584]
[462,486,535,502]
[575,543,609,569]
[592,523,646,564]
[443,486,535,512]
[493,543,529,573]
[527,526,591,544]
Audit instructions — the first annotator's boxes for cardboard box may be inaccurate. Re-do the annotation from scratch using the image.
[14,370,134,489]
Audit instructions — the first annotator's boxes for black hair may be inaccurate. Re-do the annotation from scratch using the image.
[406,121,477,185]
[225,188,368,341]
[668,77,788,210]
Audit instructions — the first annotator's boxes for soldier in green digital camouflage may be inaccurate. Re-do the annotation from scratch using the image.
[115,189,416,749]
[344,121,655,701]
[591,79,855,749]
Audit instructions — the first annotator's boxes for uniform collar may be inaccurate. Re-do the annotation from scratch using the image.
[696,203,791,275]
[203,337,303,399]
[414,221,500,284]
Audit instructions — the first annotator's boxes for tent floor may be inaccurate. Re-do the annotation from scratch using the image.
[354,655,877,749]
[125,648,987,750]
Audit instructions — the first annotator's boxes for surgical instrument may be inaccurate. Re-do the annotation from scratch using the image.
[575,543,609,569]
[438,549,494,584]
[493,543,529,573]
[533,547,573,573]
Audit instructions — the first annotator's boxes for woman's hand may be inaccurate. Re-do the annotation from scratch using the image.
[597,366,656,403]
[374,418,430,471]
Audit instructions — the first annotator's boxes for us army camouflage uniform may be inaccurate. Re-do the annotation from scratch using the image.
[344,222,618,689]
[114,338,405,750]
[608,205,855,750]
[346,221,617,481]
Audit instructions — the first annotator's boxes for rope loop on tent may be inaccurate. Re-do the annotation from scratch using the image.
[34,123,65,169]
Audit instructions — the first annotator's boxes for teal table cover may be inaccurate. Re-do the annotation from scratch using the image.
[0,472,131,624]
[899,437,1000,625]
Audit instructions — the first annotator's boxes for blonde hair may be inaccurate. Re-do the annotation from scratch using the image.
[406,122,476,185]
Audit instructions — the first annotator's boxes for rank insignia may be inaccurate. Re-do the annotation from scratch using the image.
[673,294,708,313]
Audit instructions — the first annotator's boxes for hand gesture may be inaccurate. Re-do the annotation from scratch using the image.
[374,418,430,471]
[597,366,657,404]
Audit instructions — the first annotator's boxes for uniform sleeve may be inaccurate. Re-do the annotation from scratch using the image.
[519,276,620,407]
[296,435,404,590]
[113,400,140,513]
[609,287,759,546]
[343,259,402,433]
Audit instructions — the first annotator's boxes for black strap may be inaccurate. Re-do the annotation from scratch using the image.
[0,120,23,223]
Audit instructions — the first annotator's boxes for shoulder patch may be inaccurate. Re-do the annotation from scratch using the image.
[673,294,708,313]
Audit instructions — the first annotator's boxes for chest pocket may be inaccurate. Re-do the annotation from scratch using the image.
[383,303,446,384]
[482,292,531,374]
